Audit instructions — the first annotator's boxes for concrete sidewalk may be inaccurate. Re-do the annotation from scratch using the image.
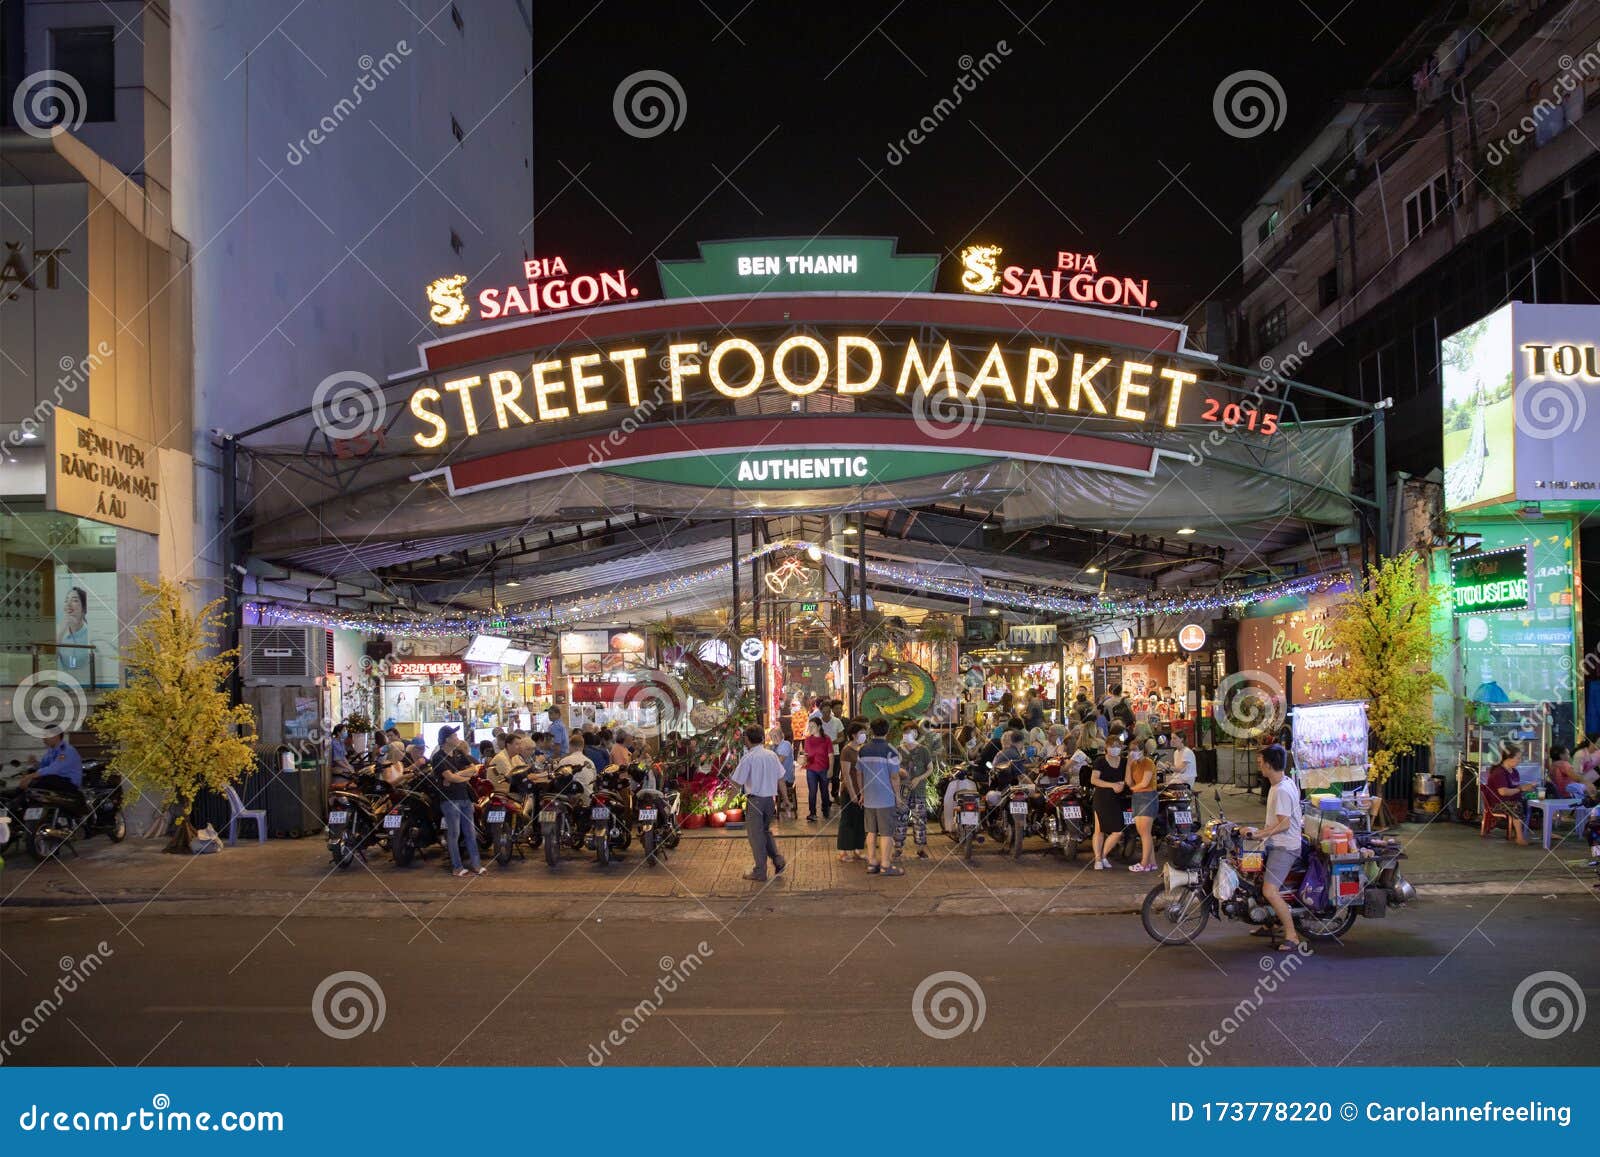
[2,787,1595,923]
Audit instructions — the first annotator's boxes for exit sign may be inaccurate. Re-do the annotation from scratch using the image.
[1451,545,1531,616]
[799,601,819,613]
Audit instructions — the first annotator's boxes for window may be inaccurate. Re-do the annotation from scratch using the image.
[49,27,115,123]
[449,229,464,256]
[1256,209,1282,245]
[1318,267,1339,309]
[1403,171,1451,244]
[1256,303,1287,351]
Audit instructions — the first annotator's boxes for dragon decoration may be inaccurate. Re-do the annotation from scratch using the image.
[859,657,937,722]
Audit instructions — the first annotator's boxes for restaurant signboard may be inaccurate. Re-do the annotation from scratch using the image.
[1450,545,1532,617]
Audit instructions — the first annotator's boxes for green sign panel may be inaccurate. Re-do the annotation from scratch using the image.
[657,237,938,298]
[799,601,819,613]
[603,448,996,490]
[1450,545,1532,616]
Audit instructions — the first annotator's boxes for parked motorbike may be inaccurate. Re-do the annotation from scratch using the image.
[1155,771,1199,841]
[633,773,681,867]
[949,771,985,861]
[385,772,443,867]
[476,769,537,867]
[1042,774,1091,861]
[588,766,634,867]
[14,763,126,861]
[326,766,395,869]
[1140,790,1413,946]
[538,767,590,868]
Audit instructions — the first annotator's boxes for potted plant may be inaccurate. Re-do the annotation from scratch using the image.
[344,709,373,753]
[680,795,709,829]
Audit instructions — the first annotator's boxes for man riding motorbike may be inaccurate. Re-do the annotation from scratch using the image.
[1241,744,1303,952]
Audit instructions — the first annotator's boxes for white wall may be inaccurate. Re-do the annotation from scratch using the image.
[169,0,535,589]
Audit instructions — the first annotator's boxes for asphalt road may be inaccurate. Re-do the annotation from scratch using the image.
[2,896,1595,1066]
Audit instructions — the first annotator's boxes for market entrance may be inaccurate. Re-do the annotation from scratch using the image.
[221,241,1386,836]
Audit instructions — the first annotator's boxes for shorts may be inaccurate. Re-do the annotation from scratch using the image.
[864,806,897,836]
[1131,790,1158,820]
[1264,846,1299,889]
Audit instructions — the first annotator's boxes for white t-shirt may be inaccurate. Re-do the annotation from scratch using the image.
[819,716,844,744]
[1264,777,1303,851]
[1169,747,1196,785]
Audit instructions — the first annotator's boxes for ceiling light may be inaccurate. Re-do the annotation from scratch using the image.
[806,545,822,562]
[986,607,999,615]
[1085,565,1100,574]
[843,525,858,535]
[18,429,37,441]
[1176,527,1196,536]
[504,580,520,588]
[981,523,993,530]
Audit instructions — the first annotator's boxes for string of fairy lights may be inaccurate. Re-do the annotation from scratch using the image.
[245,539,1350,640]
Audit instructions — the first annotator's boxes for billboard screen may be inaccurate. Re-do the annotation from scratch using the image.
[1442,305,1515,511]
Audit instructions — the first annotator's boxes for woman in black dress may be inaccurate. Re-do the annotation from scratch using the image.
[1089,739,1128,869]
[835,722,868,861]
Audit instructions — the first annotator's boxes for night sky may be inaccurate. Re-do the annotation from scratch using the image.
[530,0,1429,320]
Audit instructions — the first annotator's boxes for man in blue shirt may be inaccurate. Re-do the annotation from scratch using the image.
[546,707,568,761]
[731,726,788,881]
[857,719,904,876]
[28,728,84,789]
[582,729,610,775]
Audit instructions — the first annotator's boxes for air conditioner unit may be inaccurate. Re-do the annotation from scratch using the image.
[241,626,333,685]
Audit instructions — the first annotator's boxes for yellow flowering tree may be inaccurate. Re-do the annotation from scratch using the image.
[92,579,259,852]
[1324,550,1446,787]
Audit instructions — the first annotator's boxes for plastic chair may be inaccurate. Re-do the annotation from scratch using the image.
[1479,784,1513,840]
[224,784,268,846]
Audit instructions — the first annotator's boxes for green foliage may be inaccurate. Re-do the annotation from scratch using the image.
[1324,551,1446,786]
[91,580,259,851]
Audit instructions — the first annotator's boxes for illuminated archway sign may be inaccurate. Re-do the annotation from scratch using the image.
[405,329,1200,450]
[415,415,1166,497]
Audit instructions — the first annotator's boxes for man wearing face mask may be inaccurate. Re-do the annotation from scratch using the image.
[892,721,932,860]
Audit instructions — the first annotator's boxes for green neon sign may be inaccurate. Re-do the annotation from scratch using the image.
[657,237,938,297]
[602,448,997,490]
[1450,545,1532,616]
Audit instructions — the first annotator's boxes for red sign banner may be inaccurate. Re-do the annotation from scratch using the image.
[387,658,466,678]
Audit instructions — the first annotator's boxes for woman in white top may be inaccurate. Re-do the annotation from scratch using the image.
[1168,732,1197,785]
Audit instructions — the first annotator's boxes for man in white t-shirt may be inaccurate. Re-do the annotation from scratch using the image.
[1244,744,1303,950]
[1168,732,1197,786]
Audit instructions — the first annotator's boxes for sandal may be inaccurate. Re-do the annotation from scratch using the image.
[881,866,905,876]
[1277,941,1303,952]
[865,864,881,874]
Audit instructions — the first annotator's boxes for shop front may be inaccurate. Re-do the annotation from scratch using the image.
[1436,303,1591,817]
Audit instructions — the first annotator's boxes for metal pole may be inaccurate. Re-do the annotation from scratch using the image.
[1374,401,1391,559]
[221,435,242,706]
[729,519,741,639]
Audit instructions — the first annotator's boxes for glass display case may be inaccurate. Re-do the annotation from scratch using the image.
[1459,701,1548,817]
[1290,699,1369,790]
